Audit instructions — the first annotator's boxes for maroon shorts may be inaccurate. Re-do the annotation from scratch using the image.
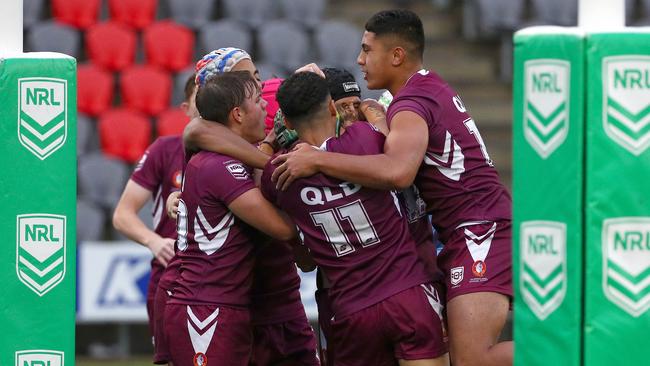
[250,316,319,366]
[331,283,448,366]
[153,286,171,364]
[146,264,164,337]
[438,220,513,301]
[165,303,252,366]
[315,288,334,366]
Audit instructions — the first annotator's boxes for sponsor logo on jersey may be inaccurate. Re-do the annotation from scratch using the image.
[172,170,182,188]
[523,59,570,159]
[225,161,249,180]
[193,352,208,366]
[520,221,566,320]
[602,217,650,317]
[602,56,650,155]
[18,78,67,160]
[16,350,64,366]
[16,214,66,296]
[472,260,487,277]
[450,266,464,286]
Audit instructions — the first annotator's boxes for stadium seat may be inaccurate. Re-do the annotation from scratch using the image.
[198,20,253,57]
[315,20,361,70]
[257,62,288,81]
[76,199,106,241]
[26,21,80,57]
[52,0,101,29]
[86,21,137,71]
[157,108,188,137]
[98,108,152,163]
[172,67,195,105]
[78,152,130,210]
[475,0,524,37]
[108,0,157,30]
[23,0,45,29]
[143,21,195,72]
[279,0,325,29]
[77,113,94,156]
[111,199,154,240]
[120,65,172,116]
[258,20,310,74]
[77,63,114,117]
[222,0,276,29]
[635,0,650,24]
[530,0,578,26]
[169,0,216,30]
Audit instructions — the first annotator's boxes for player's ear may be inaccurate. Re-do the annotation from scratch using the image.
[230,106,243,125]
[180,101,190,115]
[328,99,337,117]
[392,47,406,67]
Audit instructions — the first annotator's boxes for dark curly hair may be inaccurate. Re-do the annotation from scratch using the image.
[195,71,258,124]
[365,9,424,59]
[276,72,330,129]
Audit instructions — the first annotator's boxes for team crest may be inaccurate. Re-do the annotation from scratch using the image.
[523,59,570,159]
[602,56,650,156]
[18,78,67,160]
[520,221,566,320]
[450,266,464,286]
[225,161,249,180]
[472,260,487,277]
[193,352,208,366]
[15,350,64,366]
[602,217,650,317]
[16,214,66,296]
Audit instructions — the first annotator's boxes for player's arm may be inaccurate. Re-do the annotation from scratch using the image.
[113,180,175,266]
[359,99,389,136]
[227,188,297,241]
[272,110,428,190]
[183,117,271,169]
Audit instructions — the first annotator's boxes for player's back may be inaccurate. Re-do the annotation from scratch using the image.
[387,70,511,241]
[170,150,258,307]
[262,123,430,318]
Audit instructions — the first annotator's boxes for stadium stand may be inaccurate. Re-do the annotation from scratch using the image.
[85,21,137,71]
[76,113,94,157]
[76,199,107,241]
[222,0,276,29]
[279,0,326,29]
[108,0,158,30]
[198,19,253,58]
[156,108,189,137]
[172,66,195,105]
[168,0,216,30]
[78,152,130,211]
[120,65,172,116]
[143,20,195,72]
[98,108,152,163]
[27,20,81,57]
[315,20,361,70]
[51,0,101,29]
[23,0,44,30]
[258,20,310,74]
[77,63,114,117]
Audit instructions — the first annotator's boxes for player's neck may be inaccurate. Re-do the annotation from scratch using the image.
[389,63,424,96]
[296,117,336,147]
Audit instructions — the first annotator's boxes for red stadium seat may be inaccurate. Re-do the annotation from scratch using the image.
[143,21,195,72]
[120,65,172,116]
[52,0,100,29]
[156,108,189,137]
[109,0,158,30]
[77,63,114,117]
[86,21,136,71]
[99,108,152,163]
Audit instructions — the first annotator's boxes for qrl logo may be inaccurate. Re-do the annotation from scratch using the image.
[18,78,67,160]
[15,350,64,366]
[520,221,566,320]
[523,60,570,159]
[603,56,650,155]
[602,217,650,317]
[16,214,66,296]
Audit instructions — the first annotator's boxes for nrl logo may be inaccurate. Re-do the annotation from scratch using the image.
[16,214,66,296]
[523,60,570,159]
[15,350,64,366]
[18,78,67,160]
[603,56,650,156]
[602,217,650,317]
[520,221,566,320]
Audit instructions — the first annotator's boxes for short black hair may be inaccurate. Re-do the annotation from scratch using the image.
[365,9,424,59]
[277,72,330,128]
[183,72,197,102]
[195,71,258,124]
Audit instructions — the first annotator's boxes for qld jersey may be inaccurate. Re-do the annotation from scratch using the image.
[387,70,512,242]
[131,136,184,288]
[169,151,258,307]
[261,122,430,318]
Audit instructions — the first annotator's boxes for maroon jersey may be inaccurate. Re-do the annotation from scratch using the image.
[250,240,304,325]
[169,151,258,307]
[261,122,430,318]
[387,70,512,242]
[131,136,184,288]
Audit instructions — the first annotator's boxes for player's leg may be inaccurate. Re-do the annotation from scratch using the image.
[398,354,449,366]
[447,292,512,366]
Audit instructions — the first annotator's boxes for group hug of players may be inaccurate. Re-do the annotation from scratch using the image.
[113,9,513,366]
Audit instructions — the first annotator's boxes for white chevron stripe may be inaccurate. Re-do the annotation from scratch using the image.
[20,135,65,156]
[421,284,444,321]
[20,120,64,141]
[187,306,219,330]
[194,206,234,255]
[19,270,63,295]
[522,291,562,319]
[423,131,465,181]
[607,123,650,154]
[608,106,650,133]
[526,109,566,136]
[19,256,63,277]
[464,222,497,262]
[607,286,650,317]
[524,127,566,155]
[523,272,564,297]
[608,269,650,295]
[187,306,219,354]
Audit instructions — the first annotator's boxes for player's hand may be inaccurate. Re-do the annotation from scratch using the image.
[148,237,175,267]
[260,128,279,154]
[271,143,320,191]
[294,63,325,78]
[292,243,317,272]
[166,191,181,219]
[359,99,387,124]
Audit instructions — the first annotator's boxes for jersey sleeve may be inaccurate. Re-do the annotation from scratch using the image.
[131,138,165,192]
[387,97,431,128]
[203,158,257,206]
[260,160,279,204]
[329,122,386,156]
